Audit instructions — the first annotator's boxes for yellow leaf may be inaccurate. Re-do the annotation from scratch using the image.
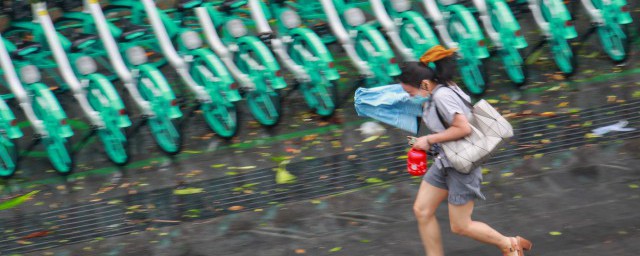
[549,231,562,236]
[228,205,244,211]
[585,133,601,139]
[501,172,514,178]
[487,99,499,104]
[361,135,380,143]
[173,188,204,195]
[557,102,569,107]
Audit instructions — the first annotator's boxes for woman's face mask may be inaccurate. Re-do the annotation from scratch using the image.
[410,94,430,104]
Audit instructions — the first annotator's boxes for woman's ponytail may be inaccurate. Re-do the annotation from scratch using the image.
[433,55,456,85]
[419,45,458,86]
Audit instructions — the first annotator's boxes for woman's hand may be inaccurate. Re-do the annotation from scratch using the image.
[412,136,431,151]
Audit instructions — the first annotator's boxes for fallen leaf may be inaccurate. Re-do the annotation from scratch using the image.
[329,247,342,252]
[361,135,380,143]
[549,231,562,236]
[16,240,33,245]
[557,102,569,108]
[629,184,639,189]
[0,191,40,211]
[607,96,617,103]
[540,112,556,117]
[211,164,226,168]
[228,205,244,211]
[173,188,204,195]
[295,249,306,254]
[228,166,257,170]
[365,178,383,184]
[501,172,514,178]
[22,231,49,239]
[347,155,357,160]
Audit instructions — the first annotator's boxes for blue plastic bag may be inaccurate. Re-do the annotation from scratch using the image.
[354,84,424,134]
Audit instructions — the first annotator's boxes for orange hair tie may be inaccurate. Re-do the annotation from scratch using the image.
[419,45,458,65]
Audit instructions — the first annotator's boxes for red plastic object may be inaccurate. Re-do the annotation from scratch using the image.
[407,148,428,176]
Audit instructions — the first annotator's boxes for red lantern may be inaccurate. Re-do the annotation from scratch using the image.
[407,148,428,176]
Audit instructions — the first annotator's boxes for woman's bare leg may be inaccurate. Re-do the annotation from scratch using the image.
[448,201,512,251]
[413,180,449,256]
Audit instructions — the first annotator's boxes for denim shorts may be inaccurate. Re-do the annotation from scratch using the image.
[423,158,486,205]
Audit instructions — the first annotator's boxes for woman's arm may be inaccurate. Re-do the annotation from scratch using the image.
[412,113,471,150]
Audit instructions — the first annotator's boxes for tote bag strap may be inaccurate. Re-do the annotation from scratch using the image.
[431,85,472,129]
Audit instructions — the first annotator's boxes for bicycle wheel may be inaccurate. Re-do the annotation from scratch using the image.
[288,39,336,117]
[86,81,129,165]
[200,100,240,139]
[0,136,18,178]
[148,115,182,154]
[246,90,281,127]
[189,59,240,138]
[448,19,488,95]
[551,36,576,75]
[137,74,182,155]
[236,51,282,127]
[597,23,629,63]
[45,136,74,175]
[540,1,576,74]
[500,47,526,85]
[98,125,129,165]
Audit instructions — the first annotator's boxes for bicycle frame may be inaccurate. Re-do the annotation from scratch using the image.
[252,0,340,117]
[526,0,577,74]
[196,1,287,126]
[82,0,184,154]
[474,0,528,84]
[0,32,74,173]
[580,0,632,62]
[0,36,25,177]
[421,0,490,95]
[369,0,439,61]
[318,0,400,87]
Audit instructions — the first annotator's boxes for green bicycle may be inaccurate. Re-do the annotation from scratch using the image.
[65,0,184,154]
[422,0,491,95]
[253,0,340,117]
[524,0,578,74]
[370,0,440,61]
[575,0,632,63]
[196,0,287,126]
[0,36,25,177]
[6,0,132,167]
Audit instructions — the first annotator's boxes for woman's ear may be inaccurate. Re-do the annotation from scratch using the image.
[420,80,429,90]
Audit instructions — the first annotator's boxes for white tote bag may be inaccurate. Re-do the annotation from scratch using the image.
[434,88,513,173]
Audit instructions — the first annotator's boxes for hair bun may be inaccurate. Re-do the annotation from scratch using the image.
[419,45,458,65]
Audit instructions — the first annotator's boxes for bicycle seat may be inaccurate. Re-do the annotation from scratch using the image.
[218,0,248,13]
[120,24,147,42]
[258,32,274,47]
[11,41,41,59]
[312,22,331,37]
[69,33,98,52]
[177,0,203,10]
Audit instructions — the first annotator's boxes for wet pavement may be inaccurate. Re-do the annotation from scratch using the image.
[0,1,640,256]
